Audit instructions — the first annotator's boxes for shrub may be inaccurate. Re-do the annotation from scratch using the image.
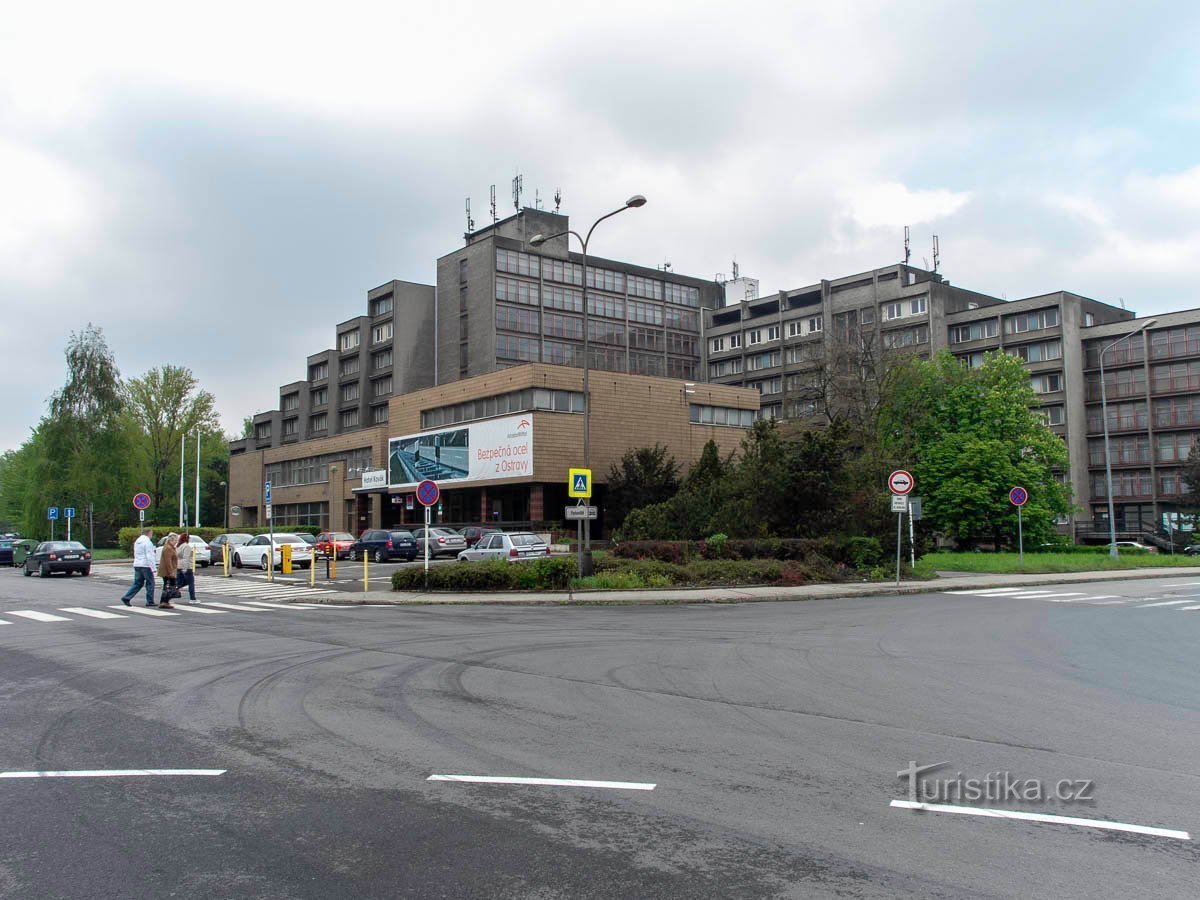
[843,536,883,569]
[701,533,730,559]
[611,540,691,564]
[391,557,577,592]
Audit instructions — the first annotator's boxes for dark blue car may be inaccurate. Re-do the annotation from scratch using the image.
[0,539,13,567]
[349,529,418,563]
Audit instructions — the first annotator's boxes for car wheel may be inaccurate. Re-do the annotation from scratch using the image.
[39,563,50,578]
[374,550,385,564]
[350,550,359,561]
[81,567,90,576]
[233,553,243,569]
[260,554,270,571]
[23,564,32,576]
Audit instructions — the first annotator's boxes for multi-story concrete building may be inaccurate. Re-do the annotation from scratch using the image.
[705,262,1200,542]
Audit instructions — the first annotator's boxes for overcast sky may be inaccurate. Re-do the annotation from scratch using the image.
[3,1,1199,450]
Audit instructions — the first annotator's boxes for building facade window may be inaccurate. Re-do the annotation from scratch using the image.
[629,351,665,377]
[1040,405,1065,426]
[882,324,930,349]
[1007,339,1062,363]
[495,334,539,362]
[1031,372,1064,393]
[281,393,299,412]
[497,304,541,334]
[495,276,539,306]
[339,330,360,351]
[340,409,360,429]
[949,320,1000,344]
[282,418,298,437]
[372,375,392,398]
[372,322,393,344]
[421,388,584,429]
[767,325,781,341]
[629,326,663,351]
[1155,432,1199,463]
[1154,396,1200,428]
[496,248,540,278]
[708,358,744,378]
[627,299,663,325]
[309,362,328,382]
[666,357,696,380]
[688,405,755,427]
[309,413,328,432]
[745,350,781,371]
[1149,325,1200,360]
[587,267,625,293]
[627,274,663,300]
[663,282,700,307]
[270,502,328,530]
[372,404,389,425]
[373,349,392,370]
[589,319,625,345]
[541,256,583,286]
[1151,361,1200,394]
[543,284,583,313]
[1005,308,1059,334]
[1087,400,1147,433]
[310,387,327,407]
[747,329,762,346]
[588,293,625,320]
[340,356,360,377]
[370,295,393,317]
[255,423,271,440]
[340,382,359,403]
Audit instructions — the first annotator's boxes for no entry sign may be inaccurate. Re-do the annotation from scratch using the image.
[888,470,914,495]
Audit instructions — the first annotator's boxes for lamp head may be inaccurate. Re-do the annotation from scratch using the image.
[625,195,647,208]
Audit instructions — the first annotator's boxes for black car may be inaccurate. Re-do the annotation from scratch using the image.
[1183,544,1200,556]
[0,538,13,567]
[349,529,418,563]
[23,541,92,577]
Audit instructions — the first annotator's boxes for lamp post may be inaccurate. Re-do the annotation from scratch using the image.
[530,194,647,576]
[220,481,228,530]
[1098,318,1156,558]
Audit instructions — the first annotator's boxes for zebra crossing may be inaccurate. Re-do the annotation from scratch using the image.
[89,567,341,603]
[0,598,347,628]
[946,586,1200,611]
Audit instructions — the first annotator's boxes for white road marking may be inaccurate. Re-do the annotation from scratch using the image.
[1091,600,1129,605]
[201,602,274,611]
[241,600,323,609]
[1005,591,1065,598]
[109,606,178,617]
[889,800,1189,840]
[0,769,226,779]
[6,610,72,622]
[1137,600,1194,608]
[1032,592,1089,599]
[946,588,1026,595]
[170,604,226,614]
[427,774,656,791]
[59,608,126,619]
[1180,605,1200,611]
[0,619,10,625]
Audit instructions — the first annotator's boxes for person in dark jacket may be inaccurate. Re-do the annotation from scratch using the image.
[157,533,179,609]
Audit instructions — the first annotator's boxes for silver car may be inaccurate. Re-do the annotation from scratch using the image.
[412,527,467,558]
[457,532,549,562]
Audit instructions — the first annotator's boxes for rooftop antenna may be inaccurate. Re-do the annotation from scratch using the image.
[732,259,740,279]
[554,188,562,213]
[512,172,523,211]
[663,260,672,271]
[535,189,543,210]
[465,198,474,234]
[489,185,497,224]
[904,225,911,265]
[932,235,940,273]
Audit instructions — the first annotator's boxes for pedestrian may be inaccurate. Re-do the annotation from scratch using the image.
[157,532,179,609]
[176,531,198,604]
[121,527,158,607]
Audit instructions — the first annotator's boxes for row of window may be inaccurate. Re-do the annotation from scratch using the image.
[269,502,329,529]
[1088,433,1200,466]
[264,448,373,487]
[882,324,929,349]
[710,317,824,354]
[1087,396,1200,432]
[1007,339,1062,363]
[495,249,700,306]
[1090,470,1191,498]
[496,276,699,328]
[883,296,927,321]
[688,405,756,427]
[421,388,585,429]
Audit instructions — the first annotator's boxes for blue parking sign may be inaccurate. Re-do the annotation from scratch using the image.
[48,507,59,520]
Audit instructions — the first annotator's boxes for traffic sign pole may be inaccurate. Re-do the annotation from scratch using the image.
[1017,504,1024,568]
[265,480,274,584]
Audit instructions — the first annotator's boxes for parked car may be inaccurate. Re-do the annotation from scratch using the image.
[208,533,252,564]
[1114,541,1157,554]
[23,541,92,577]
[457,532,549,562]
[315,531,356,559]
[232,533,314,570]
[1182,544,1200,556]
[156,534,213,567]
[349,529,418,563]
[412,527,468,558]
[458,525,502,548]
[0,537,13,566]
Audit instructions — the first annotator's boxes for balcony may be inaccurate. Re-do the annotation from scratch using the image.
[1151,375,1200,396]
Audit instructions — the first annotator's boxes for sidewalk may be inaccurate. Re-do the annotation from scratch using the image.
[296,566,1200,606]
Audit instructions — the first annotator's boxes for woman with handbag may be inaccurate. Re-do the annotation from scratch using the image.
[176,532,198,604]
[157,533,179,609]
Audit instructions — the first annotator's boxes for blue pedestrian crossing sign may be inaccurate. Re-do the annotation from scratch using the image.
[47,506,59,520]
[568,468,592,499]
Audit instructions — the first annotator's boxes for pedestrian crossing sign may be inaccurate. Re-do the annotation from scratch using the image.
[568,468,592,498]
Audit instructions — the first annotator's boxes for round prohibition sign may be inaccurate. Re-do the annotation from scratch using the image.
[1010,486,1028,506]
[416,479,440,507]
[132,492,151,510]
[888,469,914,495]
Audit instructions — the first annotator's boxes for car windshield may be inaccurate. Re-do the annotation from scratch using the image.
[391,531,414,540]
[273,534,303,543]
[333,532,354,541]
[433,529,459,537]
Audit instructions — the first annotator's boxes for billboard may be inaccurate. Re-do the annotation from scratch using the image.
[388,414,533,488]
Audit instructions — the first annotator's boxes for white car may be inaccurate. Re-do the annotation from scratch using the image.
[232,533,314,570]
[457,532,550,562]
[155,534,213,567]
[1114,541,1157,554]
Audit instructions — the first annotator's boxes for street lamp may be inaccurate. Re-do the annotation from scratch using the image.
[220,481,228,530]
[530,194,647,576]
[1098,318,1156,559]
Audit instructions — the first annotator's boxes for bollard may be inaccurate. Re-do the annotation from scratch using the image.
[310,550,316,587]
[223,543,230,577]
[330,553,337,580]
[282,542,293,575]
[363,552,368,592]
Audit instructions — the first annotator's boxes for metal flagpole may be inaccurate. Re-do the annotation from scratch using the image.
[179,433,186,527]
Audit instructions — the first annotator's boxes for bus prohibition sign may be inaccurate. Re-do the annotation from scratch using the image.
[1010,486,1028,506]
[888,470,914,495]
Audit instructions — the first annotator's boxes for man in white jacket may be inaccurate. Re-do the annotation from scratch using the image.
[121,527,158,607]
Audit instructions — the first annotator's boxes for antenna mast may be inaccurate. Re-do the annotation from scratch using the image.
[511,173,523,211]
[465,198,474,234]
[932,235,940,273]
[554,188,562,213]
[904,225,911,265]
[490,185,497,224]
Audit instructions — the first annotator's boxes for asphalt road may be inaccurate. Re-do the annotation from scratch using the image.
[1,568,1198,898]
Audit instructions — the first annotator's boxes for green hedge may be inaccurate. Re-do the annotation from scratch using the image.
[117,524,319,556]
[391,557,577,592]
[610,536,881,568]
